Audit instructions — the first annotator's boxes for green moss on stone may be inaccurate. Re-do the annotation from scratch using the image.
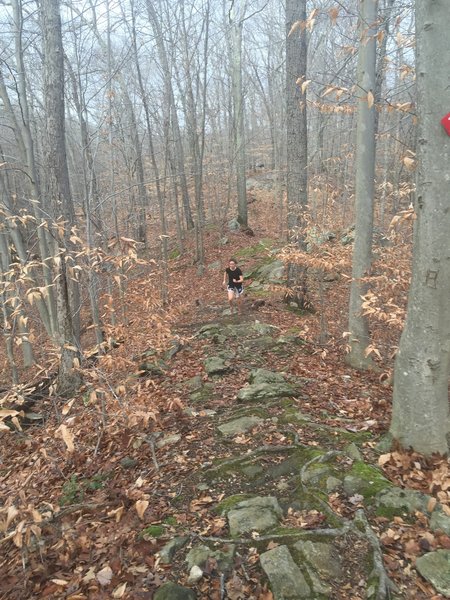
[214,494,255,515]
[141,525,165,538]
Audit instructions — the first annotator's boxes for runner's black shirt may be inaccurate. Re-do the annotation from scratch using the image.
[226,267,243,287]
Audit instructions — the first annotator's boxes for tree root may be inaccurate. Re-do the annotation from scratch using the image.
[206,443,304,472]
[354,510,398,600]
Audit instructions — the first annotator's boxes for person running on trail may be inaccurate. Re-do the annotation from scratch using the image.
[223,258,244,314]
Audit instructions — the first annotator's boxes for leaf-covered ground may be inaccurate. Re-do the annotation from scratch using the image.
[1,196,449,600]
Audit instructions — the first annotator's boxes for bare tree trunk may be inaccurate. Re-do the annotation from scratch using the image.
[345,0,378,370]
[40,0,82,396]
[230,0,248,228]
[390,0,450,455]
[286,0,308,306]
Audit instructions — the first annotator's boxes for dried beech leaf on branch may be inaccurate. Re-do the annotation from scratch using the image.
[403,156,416,170]
[288,20,303,36]
[329,7,339,25]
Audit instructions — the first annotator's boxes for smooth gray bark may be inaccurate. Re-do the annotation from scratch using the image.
[346,0,378,370]
[390,0,450,455]
[230,0,248,227]
[40,0,82,396]
[286,0,308,237]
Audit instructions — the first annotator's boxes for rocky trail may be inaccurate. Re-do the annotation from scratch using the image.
[1,241,450,600]
[145,307,449,600]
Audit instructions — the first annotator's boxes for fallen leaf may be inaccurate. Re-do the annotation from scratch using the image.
[56,424,75,453]
[112,582,127,598]
[135,500,149,520]
[96,565,113,586]
[51,579,69,586]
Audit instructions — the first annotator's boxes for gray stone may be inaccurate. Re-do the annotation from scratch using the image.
[252,322,280,336]
[159,537,189,564]
[259,545,311,599]
[430,508,450,535]
[241,464,264,479]
[344,442,363,461]
[375,487,431,515]
[204,356,229,375]
[207,260,222,270]
[164,340,184,361]
[189,383,214,404]
[374,433,393,453]
[228,218,240,231]
[218,416,263,437]
[302,465,332,487]
[256,260,285,284]
[138,361,166,377]
[228,496,282,536]
[326,476,342,492]
[237,382,295,403]
[187,565,203,584]
[294,540,341,579]
[185,375,203,391]
[304,567,332,595]
[249,280,262,289]
[415,550,450,597]
[249,368,286,385]
[154,582,196,600]
[156,434,182,449]
[185,543,235,572]
[120,457,137,469]
[197,324,221,337]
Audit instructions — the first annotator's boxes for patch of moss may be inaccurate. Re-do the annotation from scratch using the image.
[227,406,269,420]
[246,288,271,298]
[163,516,178,526]
[60,473,109,506]
[214,494,254,515]
[168,248,181,260]
[278,408,311,425]
[141,525,165,538]
[348,461,391,499]
[235,239,276,259]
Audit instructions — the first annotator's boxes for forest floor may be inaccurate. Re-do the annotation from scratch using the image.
[1,187,450,600]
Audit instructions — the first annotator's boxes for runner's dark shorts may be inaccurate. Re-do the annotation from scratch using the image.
[227,285,244,296]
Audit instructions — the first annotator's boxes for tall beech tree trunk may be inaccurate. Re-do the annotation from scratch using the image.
[345,0,378,370]
[230,0,248,227]
[286,0,308,306]
[390,0,450,455]
[40,0,82,396]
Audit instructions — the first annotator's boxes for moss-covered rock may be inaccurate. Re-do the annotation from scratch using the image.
[154,582,196,600]
[237,382,295,403]
[227,496,283,536]
[375,487,431,518]
[343,461,390,500]
[204,356,229,375]
[185,543,235,572]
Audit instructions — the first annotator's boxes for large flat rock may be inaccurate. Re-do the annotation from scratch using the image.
[227,496,282,536]
[415,550,450,597]
[260,545,311,599]
[237,382,295,403]
[218,416,263,437]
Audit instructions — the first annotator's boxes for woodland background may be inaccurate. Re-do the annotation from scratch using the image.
[1,0,449,598]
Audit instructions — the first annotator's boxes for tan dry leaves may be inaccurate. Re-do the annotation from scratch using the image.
[55,424,75,453]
